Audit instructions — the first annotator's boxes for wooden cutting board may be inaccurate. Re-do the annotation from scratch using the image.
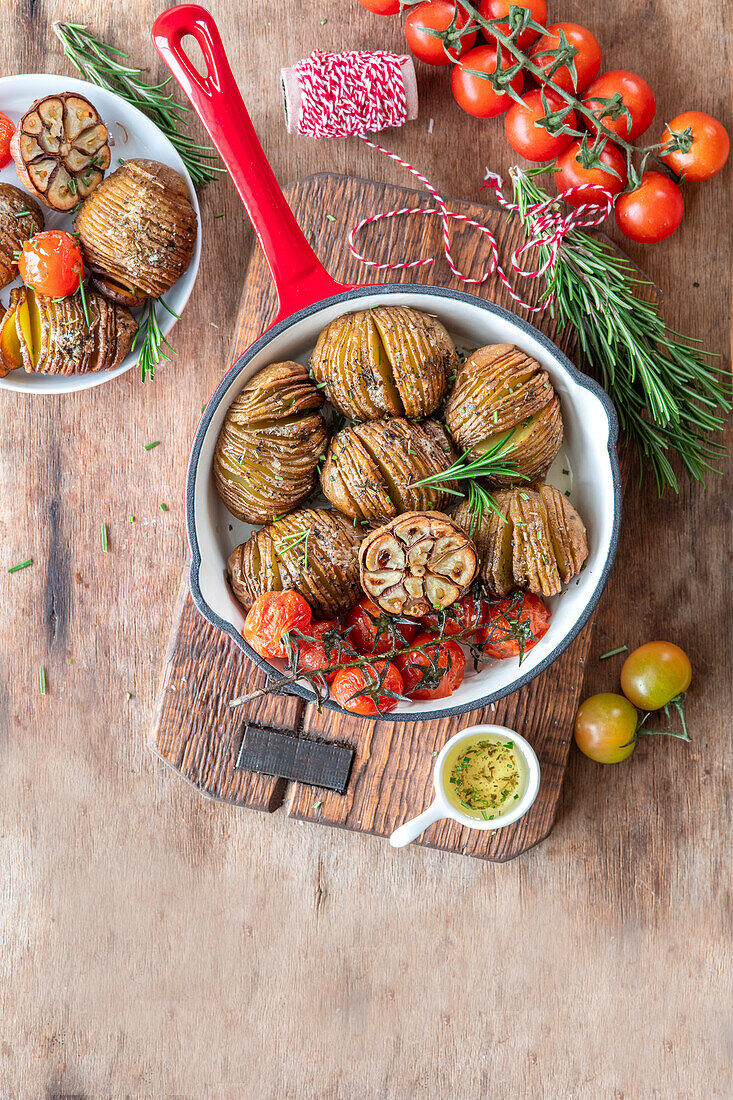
[150,172,611,861]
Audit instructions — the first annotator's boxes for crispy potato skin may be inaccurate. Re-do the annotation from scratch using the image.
[0,184,44,290]
[444,344,563,484]
[76,159,197,299]
[228,508,365,619]
[453,485,588,598]
[320,417,456,522]
[311,306,456,421]
[214,361,329,524]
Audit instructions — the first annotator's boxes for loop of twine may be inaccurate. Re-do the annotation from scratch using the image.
[292,50,614,312]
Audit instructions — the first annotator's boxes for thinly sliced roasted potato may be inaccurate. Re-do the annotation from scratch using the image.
[0,183,45,291]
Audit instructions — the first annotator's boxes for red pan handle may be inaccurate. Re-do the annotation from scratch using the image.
[152,4,350,322]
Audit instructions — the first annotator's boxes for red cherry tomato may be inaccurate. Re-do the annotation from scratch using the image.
[477,0,547,51]
[660,111,730,182]
[357,0,402,13]
[504,89,577,162]
[404,1,477,66]
[420,592,490,638]
[479,592,550,660]
[395,633,466,700]
[0,113,14,169]
[242,590,312,659]
[450,44,524,118]
[331,660,404,715]
[530,22,601,94]
[290,620,355,684]
[17,230,85,298]
[583,70,656,141]
[346,596,418,656]
[555,139,627,206]
[615,172,684,244]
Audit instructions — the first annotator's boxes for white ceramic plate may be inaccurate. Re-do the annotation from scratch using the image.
[0,73,202,394]
[187,286,621,721]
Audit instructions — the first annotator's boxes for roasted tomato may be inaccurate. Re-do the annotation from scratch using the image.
[0,113,14,169]
[17,230,84,298]
[480,592,550,660]
[346,596,419,656]
[529,22,601,94]
[450,44,524,118]
[421,591,490,638]
[290,620,354,684]
[242,590,312,659]
[477,0,547,51]
[331,660,404,716]
[660,111,730,181]
[583,70,656,141]
[395,633,466,700]
[504,89,577,161]
[555,139,628,206]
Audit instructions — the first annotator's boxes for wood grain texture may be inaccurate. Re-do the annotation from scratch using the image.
[153,172,594,861]
[0,1,730,1097]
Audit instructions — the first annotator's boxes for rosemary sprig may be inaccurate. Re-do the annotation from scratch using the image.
[413,434,526,529]
[510,166,731,492]
[52,21,223,189]
[132,298,178,383]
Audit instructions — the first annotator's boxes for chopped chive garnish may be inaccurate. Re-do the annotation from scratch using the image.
[562,468,569,475]
[129,515,135,522]
[325,213,336,222]
[7,558,32,573]
[160,503,168,512]
[125,691,132,701]
[600,645,628,660]
[39,666,46,695]
[313,799,322,810]
[101,523,109,552]
[214,212,225,218]
[144,441,159,450]
[13,209,32,218]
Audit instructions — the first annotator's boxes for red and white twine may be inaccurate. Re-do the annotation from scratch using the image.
[292,50,614,312]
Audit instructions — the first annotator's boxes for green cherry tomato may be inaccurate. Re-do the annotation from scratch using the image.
[574,693,639,763]
[620,641,692,710]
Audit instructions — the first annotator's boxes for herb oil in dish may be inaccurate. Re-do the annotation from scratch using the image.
[445,733,528,820]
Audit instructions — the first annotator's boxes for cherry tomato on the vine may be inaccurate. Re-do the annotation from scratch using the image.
[290,620,354,684]
[555,139,627,206]
[242,590,312,659]
[346,596,418,656]
[395,633,466,700]
[331,660,404,716]
[357,0,402,13]
[421,591,490,638]
[529,22,601,95]
[480,591,550,660]
[583,70,656,141]
[450,43,524,117]
[620,641,692,711]
[17,230,85,298]
[477,0,547,52]
[574,693,639,763]
[404,1,477,66]
[504,88,577,162]
[0,113,15,169]
[615,172,683,244]
[660,111,730,182]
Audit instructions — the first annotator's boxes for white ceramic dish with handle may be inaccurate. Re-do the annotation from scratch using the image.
[0,72,201,394]
[154,5,621,722]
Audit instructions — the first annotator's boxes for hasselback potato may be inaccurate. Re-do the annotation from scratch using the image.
[359,511,479,617]
[75,159,197,302]
[311,305,456,421]
[454,486,588,599]
[214,362,328,524]
[320,417,455,522]
[444,344,563,484]
[228,508,364,619]
[0,286,136,376]
[0,184,44,290]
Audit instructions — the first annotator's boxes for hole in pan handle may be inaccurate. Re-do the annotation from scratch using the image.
[151,4,351,321]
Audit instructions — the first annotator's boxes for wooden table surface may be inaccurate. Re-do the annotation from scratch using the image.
[1,2,730,1097]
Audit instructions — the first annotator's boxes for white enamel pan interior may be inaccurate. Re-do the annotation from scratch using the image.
[153,6,621,721]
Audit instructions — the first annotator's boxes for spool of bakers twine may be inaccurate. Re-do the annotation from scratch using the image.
[282,50,614,311]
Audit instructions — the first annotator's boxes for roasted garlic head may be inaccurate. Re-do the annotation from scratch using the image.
[444,344,563,485]
[454,485,588,599]
[228,508,364,619]
[359,511,479,618]
[320,417,455,523]
[0,184,44,290]
[75,159,197,302]
[214,362,328,524]
[311,305,456,421]
[0,286,137,377]
[11,93,111,211]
